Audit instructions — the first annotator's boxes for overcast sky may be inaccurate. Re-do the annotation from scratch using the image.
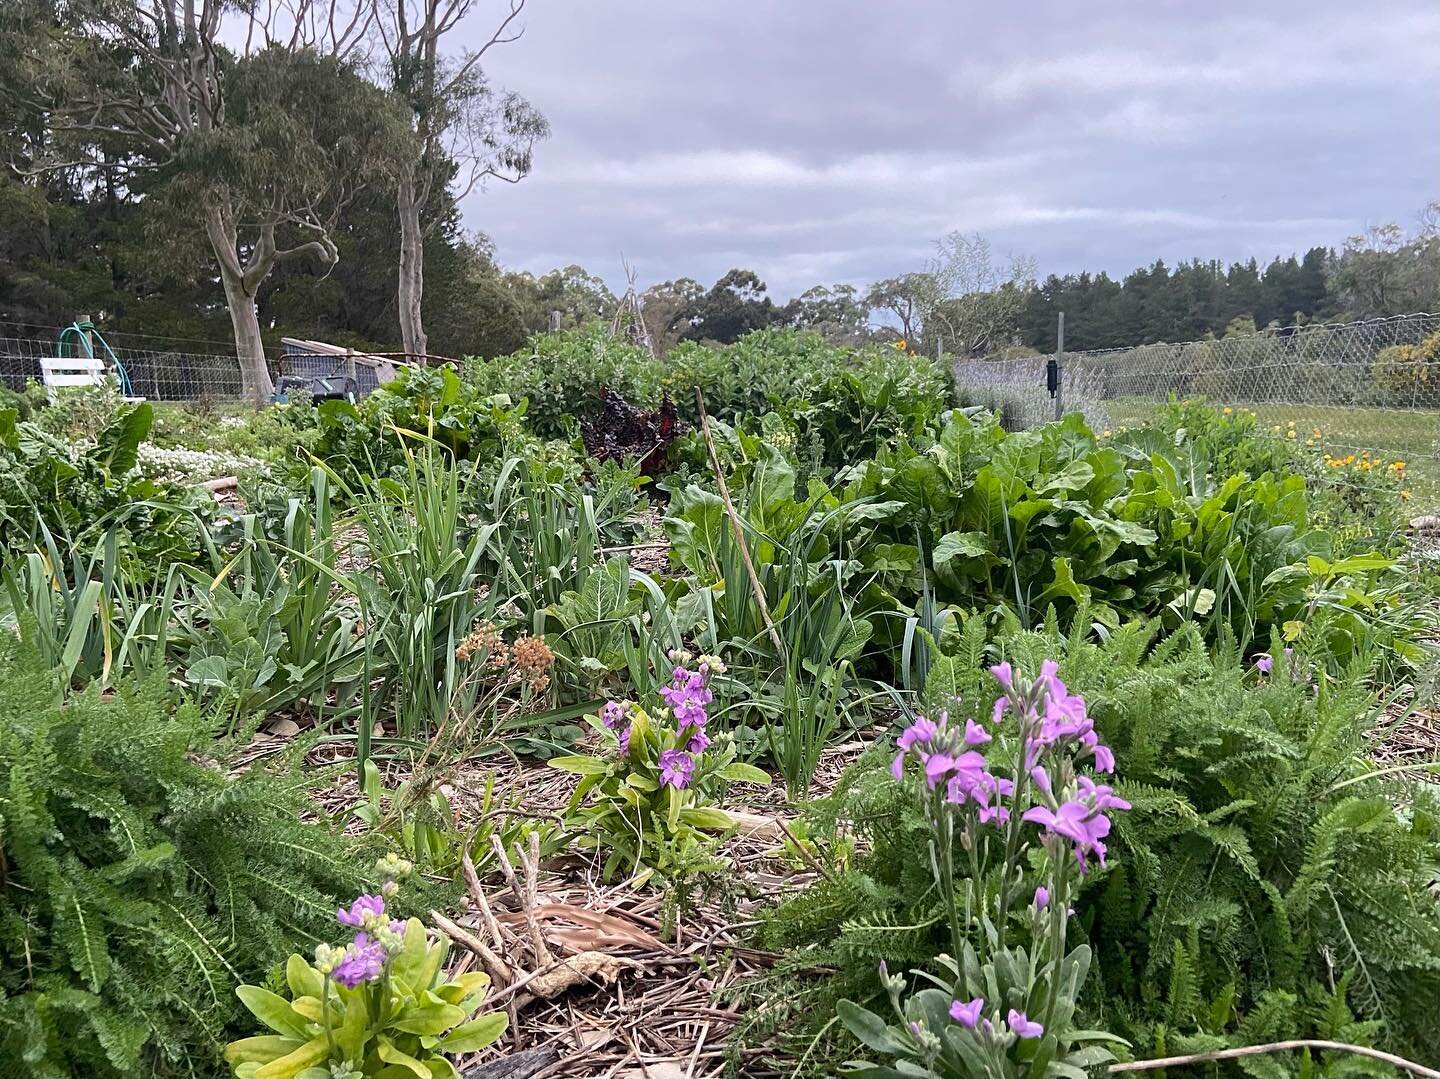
[470,1,1440,299]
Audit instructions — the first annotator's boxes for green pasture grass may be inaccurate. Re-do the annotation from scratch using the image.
[1105,396,1440,508]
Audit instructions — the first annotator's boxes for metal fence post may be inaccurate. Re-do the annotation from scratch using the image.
[1054,311,1065,422]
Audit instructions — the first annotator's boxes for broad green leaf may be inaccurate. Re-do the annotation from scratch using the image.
[285,956,323,1000]
[236,986,311,1039]
[224,1036,305,1066]
[376,1035,431,1077]
[679,807,736,830]
[253,1035,329,1079]
[437,1012,508,1053]
[390,1000,466,1036]
[716,762,772,784]
[836,1000,905,1054]
[547,755,611,775]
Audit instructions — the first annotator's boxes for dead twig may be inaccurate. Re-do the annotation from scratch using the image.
[1108,1040,1440,1078]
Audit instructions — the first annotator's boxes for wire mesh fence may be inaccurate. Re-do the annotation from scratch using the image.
[0,333,254,402]
[961,312,1440,512]
[0,328,428,403]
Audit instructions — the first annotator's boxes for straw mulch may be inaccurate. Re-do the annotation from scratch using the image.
[290,736,873,1079]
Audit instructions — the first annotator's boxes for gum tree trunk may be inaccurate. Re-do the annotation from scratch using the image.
[397,170,428,360]
[204,200,275,404]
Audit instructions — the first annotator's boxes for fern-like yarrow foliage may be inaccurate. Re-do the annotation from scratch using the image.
[0,637,371,1078]
[748,611,1440,1074]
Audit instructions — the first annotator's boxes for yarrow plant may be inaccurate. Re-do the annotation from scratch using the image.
[838,661,1129,1078]
[550,651,769,885]
[224,855,506,1078]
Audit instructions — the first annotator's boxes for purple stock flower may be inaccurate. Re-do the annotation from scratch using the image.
[1023,778,1131,872]
[891,715,940,779]
[687,726,711,753]
[617,726,631,757]
[1008,1010,1044,1039]
[658,748,695,789]
[963,719,991,746]
[658,666,713,733]
[949,997,984,1028]
[337,894,385,928]
[601,700,629,729]
[1255,653,1274,674]
[989,662,1014,691]
[331,934,386,988]
[1034,886,1050,909]
[1030,764,1053,793]
[897,716,938,751]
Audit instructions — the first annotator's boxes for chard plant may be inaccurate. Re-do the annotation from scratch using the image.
[550,652,770,885]
[838,661,1129,1078]
[225,856,505,1079]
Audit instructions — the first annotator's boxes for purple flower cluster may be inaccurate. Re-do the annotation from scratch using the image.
[658,663,714,753]
[892,712,1013,822]
[658,748,695,789]
[992,662,1130,873]
[601,655,723,782]
[892,660,1131,873]
[998,660,1115,774]
[601,700,629,729]
[325,893,396,988]
[946,996,1044,1041]
[337,893,386,929]
[1022,776,1131,871]
[332,933,387,988]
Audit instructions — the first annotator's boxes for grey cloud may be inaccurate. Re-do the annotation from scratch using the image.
[465,1,1440,299]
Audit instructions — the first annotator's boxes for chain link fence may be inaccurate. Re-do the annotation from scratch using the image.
[961,312,1440,512]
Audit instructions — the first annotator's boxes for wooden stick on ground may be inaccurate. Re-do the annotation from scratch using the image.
[462,1043,560,1079]
[431,909,510,987]
[1108,1039,1440,1079]
[692,386,786,662]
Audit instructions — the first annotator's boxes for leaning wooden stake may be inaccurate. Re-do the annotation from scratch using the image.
[1109,1039,1440,1079]
[693,386,787,662]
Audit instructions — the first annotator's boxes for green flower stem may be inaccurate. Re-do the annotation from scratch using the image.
[321,974,338,1063]
[1040,854,1071,1035]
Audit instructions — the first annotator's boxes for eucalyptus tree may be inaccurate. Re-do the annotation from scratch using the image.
[0,0,408,402]
[371,0,549,359]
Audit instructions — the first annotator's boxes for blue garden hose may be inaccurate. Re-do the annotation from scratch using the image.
[57,319,138,397]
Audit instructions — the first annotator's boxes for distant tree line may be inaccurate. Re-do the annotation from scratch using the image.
[0,0,1433,380]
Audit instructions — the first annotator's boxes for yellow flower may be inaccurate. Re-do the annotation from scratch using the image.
[1392,460,1407,470]
[1287,430,1297,438]
[1222,406,1233,415]
[1102,429,1112,437]
[894,339,907,351]
[1345,455,1355,464]
[1306,438,1315,445]
[1271,425,1282,433]
[1401,490,1411,500]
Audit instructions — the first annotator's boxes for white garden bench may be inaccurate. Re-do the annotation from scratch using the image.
[40,355,144,404]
